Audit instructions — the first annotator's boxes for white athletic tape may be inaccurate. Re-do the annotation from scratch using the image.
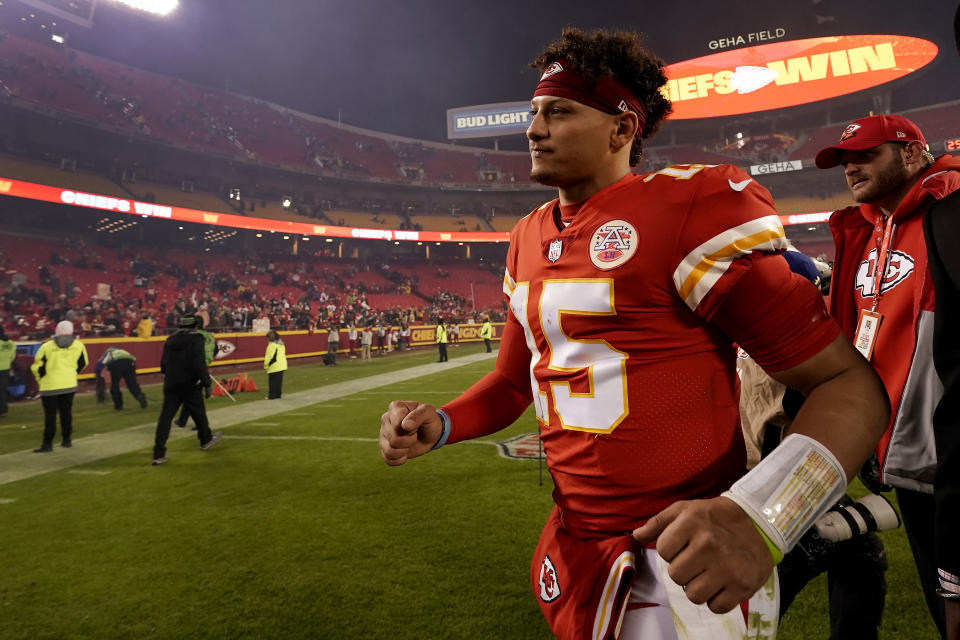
[723,433,846,554]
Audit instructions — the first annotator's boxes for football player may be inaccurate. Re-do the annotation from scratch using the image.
[380,28,889,640]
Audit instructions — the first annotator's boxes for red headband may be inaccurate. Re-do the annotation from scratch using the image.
[533,60,648,139]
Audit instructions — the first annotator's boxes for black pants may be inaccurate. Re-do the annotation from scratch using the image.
[268,371,283,399]
[897,487,946,638]
[0,369,8,415]
[437,343,447,362]
[108,360,144,409]
[778,529,887,639]
[154,385,211,458]
[326,344,338,365]
[483,338,491,353]
[41,392,74,446]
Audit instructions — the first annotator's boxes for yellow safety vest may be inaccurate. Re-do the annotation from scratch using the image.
[264,340,288,373]
[31,338,88,394]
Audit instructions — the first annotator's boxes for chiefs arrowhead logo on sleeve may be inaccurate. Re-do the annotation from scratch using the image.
[538,554,562,602]
[590,220,639,270]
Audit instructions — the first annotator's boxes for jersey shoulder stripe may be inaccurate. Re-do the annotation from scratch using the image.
[673,214,787,311]
[503,268,517,296]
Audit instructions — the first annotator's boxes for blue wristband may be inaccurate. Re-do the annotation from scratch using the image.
[431,409,451,451]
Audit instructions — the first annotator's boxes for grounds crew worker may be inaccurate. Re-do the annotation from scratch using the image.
[152,315,220,465]
[480,317,493,353]
[0,325,15,418]
[264,330,287,399]
[175,315,215,430]
[31,320,88,452]
[95,347,148,410]
[435,319,448,363]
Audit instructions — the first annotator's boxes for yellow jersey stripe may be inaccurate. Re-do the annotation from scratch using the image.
[673,215,787,311]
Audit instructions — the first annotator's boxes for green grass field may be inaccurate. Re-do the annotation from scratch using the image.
[0,344,940,639]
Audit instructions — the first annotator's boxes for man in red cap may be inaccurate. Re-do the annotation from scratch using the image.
[818,113,960,638]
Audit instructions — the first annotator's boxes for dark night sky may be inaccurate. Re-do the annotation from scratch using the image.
[20,0,960,142]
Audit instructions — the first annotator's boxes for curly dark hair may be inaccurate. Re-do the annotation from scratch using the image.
[529,27,673,167]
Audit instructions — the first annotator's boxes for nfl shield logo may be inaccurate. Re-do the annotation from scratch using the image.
[548,239,563,262]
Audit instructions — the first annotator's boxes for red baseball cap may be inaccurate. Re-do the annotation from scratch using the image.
[814,114,926,169]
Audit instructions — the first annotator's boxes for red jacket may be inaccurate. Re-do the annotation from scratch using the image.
[829,154,960,491]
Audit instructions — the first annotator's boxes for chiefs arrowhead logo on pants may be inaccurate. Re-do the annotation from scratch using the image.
[539,554,562,602]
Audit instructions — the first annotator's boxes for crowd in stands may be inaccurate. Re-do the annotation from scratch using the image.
[0,31,534,188]
[0,233,507,342]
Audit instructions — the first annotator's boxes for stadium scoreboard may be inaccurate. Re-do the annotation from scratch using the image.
[447,34,938,139]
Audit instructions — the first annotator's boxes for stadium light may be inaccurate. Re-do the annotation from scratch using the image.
[111,0,179,16]
[51,34,65,44]
[281,196,293,209]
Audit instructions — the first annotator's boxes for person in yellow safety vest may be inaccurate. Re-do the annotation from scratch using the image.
[435,320,448,363]
[264,330,288,399]
[30,320,88,452]
[0,325,15,418]
[480,317,493,353]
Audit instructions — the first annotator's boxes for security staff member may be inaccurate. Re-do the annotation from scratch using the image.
[435,319,448,363]
[480,317,493,353]
[264,330,287,399]
[0,325,15,418]
[175,316,215,429]
[152,315,220,465]
[31,320,88,451]
[94,346,147,410]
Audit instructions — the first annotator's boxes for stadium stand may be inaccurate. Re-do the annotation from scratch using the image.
[0,226,507,341]
[0,153,131,198]
[488,215,524,233]
[0,32,549,188]
[122,180,236,214]
[326,210,405,230]
[409,214,488,233]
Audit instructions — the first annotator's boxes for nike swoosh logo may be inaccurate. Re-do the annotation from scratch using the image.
[728,178,753,192]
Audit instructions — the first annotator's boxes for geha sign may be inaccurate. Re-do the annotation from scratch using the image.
[663,35,938,119]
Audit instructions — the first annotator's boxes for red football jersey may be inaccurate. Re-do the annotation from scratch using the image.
[498,164,825,534]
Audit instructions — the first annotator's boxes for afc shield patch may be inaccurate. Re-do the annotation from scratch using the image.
[590,219,639,270]
[539,554,561,603]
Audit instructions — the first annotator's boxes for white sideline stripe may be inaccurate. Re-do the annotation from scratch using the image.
[227,435,498,445]
[67,470,112,476]
[0,498,16,504]
[353,391,475,395]
[0,351,496,486]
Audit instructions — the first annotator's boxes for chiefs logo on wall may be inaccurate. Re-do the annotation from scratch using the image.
[855,248,915,297]
[539,554,562,603]
[215,340,237,359]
